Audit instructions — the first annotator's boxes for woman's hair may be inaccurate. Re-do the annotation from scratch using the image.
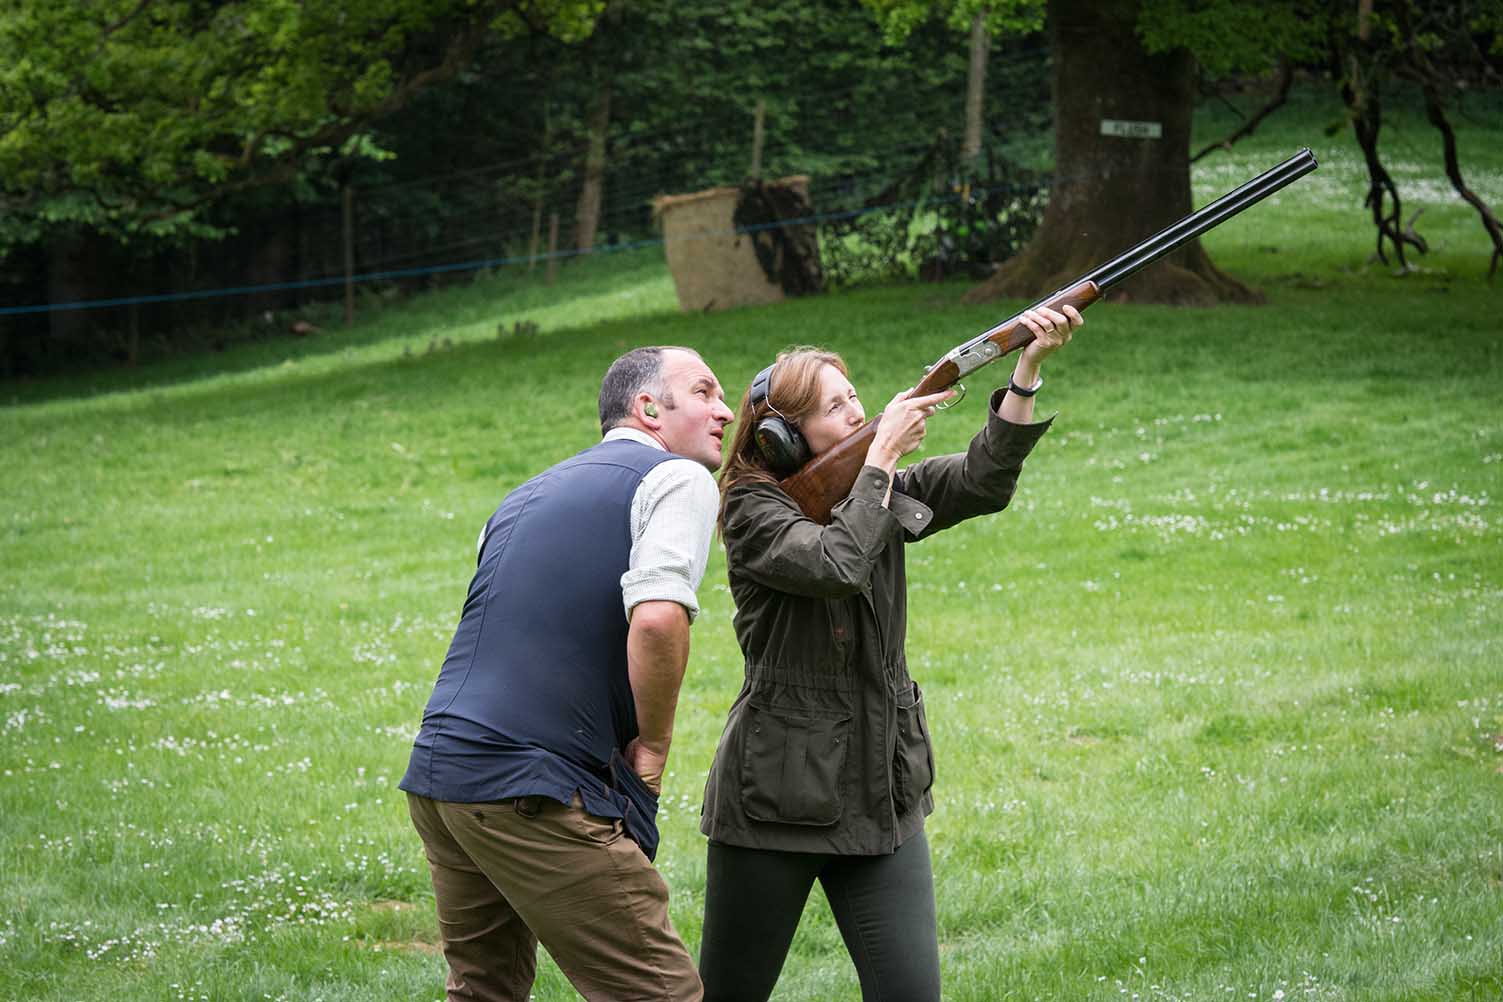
[718,346,848,527]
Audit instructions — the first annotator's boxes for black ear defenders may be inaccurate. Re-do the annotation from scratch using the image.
[749,364,810,475]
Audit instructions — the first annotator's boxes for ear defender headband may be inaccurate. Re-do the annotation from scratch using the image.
[749,363,810,475]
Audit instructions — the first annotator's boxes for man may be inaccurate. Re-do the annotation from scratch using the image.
[400,346,733,1002]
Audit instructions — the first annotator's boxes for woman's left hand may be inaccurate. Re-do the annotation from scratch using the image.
[1018,305,1082,367]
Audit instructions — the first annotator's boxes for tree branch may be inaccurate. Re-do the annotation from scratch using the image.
[1190,57,1294,164]
[1421,91,1503,282]
[1330,21,1424,271]
[103,0,154,37]
[236,12,502,172]
[1395,2,1503,279]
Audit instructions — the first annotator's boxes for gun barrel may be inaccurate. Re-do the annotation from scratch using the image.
[784,148,1320,524]
[1085,147,1318,292]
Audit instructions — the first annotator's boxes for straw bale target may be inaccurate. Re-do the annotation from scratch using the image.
[653,176,821,313]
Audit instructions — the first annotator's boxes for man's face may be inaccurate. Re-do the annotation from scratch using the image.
[652,351,734,470]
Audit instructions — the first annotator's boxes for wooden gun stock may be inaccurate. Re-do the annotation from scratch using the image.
[777,417,882,526]
[777,148,1319,524]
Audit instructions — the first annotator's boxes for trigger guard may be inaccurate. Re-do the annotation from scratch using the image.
[934,383,965,410]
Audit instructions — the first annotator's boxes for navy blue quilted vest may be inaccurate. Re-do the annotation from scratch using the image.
[400,438,676,834]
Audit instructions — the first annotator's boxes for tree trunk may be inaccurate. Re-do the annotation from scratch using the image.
[965,0,1260,306]
[574,76,612,254]
[963,12,988,164]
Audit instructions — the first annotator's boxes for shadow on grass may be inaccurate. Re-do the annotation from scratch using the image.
[1,247,674,410]
[2,271,994,440]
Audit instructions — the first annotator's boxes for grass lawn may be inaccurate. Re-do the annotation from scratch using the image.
[2,83,1500,1000]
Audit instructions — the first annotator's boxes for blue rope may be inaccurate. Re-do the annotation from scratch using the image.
[0,180,1043,317]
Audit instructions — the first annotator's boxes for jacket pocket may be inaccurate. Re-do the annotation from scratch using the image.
[740,703,851,826]
[892,681,935,813]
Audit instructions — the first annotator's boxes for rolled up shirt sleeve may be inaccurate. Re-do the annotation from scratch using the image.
[621,459,720,623]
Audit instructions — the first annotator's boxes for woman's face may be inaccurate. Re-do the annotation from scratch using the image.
[798,364,866,456]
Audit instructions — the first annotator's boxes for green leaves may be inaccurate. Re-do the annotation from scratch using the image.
[0,0,604,251]
[1137,0,1326,76]
[861,0,1044,44]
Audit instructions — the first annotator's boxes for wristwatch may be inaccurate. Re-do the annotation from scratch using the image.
[1008,375,1043,397]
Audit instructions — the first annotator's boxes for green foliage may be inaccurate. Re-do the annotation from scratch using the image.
[862,0,1043,43]
[0,0,603,252]
[610,0,1007,189]
[821,130,1048,287]
[1137,0,1327,75]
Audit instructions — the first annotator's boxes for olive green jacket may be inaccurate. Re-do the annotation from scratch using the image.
[700,390,1051,855]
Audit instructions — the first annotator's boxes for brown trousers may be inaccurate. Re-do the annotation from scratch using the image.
[407,792,703,1002]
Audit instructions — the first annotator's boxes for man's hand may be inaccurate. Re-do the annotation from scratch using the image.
[624,736,669,795]
[625,600,690,798]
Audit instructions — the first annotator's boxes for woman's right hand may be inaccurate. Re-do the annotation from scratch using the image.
[866,387,956,469]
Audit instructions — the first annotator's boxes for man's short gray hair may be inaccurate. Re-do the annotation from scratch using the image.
[598,346,700,435]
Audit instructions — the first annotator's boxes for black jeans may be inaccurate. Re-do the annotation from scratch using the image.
[699,831,940,1002]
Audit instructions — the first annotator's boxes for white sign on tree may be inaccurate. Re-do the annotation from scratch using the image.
[1100,119,1163,139]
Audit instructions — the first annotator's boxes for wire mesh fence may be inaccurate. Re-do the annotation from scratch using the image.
[0,47,1055,374]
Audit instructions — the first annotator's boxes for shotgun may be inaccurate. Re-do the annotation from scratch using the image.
[780,147,1320,524]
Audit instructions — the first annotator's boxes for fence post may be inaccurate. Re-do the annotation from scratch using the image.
[751,99,766,180]
[531,111,552,273]
[528,199,543,273]
[342,183,355,328]
[547,211,560,285]
[128,301,141,367]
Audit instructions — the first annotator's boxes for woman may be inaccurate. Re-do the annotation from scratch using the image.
[698,306,1079,1001]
